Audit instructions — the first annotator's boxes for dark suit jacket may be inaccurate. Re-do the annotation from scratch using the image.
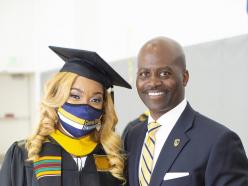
[122,112,148,141]
[124,103,248,186]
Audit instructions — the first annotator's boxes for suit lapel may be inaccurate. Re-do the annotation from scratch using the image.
[149,103,196,186]
[128,120,147,186]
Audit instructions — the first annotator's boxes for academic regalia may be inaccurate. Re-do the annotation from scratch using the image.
[0,46,131,186]
[48,46,132,90]
[0,139,122,186]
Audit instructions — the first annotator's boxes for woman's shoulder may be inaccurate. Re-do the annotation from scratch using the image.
[0,140,28,185]
[4,140,27,160]
[1,140,27,168]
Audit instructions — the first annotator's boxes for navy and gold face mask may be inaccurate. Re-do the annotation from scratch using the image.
[57,103,103,138]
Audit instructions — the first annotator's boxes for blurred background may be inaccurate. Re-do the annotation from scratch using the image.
[0,0,248,165]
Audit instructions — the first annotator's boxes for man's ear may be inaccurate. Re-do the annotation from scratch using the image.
[183,70,189,87]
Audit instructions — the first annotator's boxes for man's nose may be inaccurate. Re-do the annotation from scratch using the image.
[149,75,162,87]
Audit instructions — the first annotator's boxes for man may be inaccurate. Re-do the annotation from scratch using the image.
[124,37,248,186]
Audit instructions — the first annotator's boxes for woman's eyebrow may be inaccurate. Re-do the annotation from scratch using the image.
[93,91,104,96]
[70,88,83,93]
[71,88,103,96]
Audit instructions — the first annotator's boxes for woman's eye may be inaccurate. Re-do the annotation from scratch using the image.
[90,97,103,103]
[70,94,80,100]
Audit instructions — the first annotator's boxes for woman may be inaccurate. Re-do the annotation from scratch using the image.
[0,46,131,186]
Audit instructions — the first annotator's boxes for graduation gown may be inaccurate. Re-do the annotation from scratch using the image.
[0,140,122,186]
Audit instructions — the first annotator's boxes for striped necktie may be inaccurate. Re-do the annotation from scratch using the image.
[139,121,161,186]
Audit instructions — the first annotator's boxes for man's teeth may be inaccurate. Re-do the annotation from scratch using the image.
[148,92,164,96]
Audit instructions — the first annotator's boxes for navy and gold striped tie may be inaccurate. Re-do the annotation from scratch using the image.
[139,122,161,186]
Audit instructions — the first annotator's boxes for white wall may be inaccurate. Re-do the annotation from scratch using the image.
[0,0,35,69]
[1,0,247,67]
[0,0,77,71]
[94,0,248,61]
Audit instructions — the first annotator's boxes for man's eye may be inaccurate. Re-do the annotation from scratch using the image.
[70,94,80,99]
[160,71,170,77]
[138,71,149,78]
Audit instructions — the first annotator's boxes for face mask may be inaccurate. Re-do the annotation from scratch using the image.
[57,102,103,138]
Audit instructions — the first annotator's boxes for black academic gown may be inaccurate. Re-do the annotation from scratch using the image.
[0,140,122,186]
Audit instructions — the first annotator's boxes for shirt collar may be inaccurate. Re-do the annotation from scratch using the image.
[148,99,187,126]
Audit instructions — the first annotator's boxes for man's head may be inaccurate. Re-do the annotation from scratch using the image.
[136,37,189,120]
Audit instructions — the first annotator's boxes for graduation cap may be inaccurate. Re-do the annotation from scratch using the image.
[49,46,132,90]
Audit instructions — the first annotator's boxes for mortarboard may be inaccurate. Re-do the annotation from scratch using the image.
[49,46,132,90]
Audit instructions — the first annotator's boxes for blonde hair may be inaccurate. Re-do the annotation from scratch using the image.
[96,91,126,182]
[26,72,125,182]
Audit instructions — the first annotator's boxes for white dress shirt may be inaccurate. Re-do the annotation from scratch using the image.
[139,99,187,172]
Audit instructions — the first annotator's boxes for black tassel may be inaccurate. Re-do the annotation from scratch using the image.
[110,86,114,104]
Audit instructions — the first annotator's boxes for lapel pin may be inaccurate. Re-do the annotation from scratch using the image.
[174,139,180,147]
